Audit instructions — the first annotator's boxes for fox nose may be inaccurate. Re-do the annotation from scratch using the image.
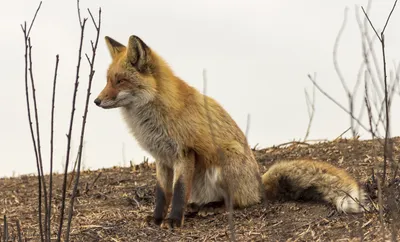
[94,98,101,106]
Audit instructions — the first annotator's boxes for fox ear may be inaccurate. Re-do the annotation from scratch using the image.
[126,35,152,73]
[105,36,126,59]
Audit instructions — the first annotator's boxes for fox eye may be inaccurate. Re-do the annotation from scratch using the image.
[116,79,125,85]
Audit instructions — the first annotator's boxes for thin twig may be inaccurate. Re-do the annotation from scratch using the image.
[376,177,385,240]
[372,66,399,135]
[20,2,45,240]
[382,0,398,34]
[48,54,59,241]
[365,73,378,139]
[27,1,42,37]
[56,1,88,239]
[274,140,311,149]
[22,24,44,242]
[16,220,22,242]
[340,190,369,213]
[77,0,82,27]
[91,172,102,189]
[65,5,102,242]
[307,74,370,133]
[334,127,352,141]
[381,32,390,184]
[67,150,80,191]
[361,0,399,184]
[361,7,381,41]
[333,7,350,94]
[333,7,364,138]
[356,3,384,98]
[3,215,8,242]
[87,9,98,29]
[28,37,49,241]
[392,65,400,181]
[303,83,316,141]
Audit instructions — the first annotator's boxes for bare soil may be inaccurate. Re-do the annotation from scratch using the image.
[1,137,400,241]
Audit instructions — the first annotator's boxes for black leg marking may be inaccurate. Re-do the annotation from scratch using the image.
[154,182,167,226]
[167,177,185,228]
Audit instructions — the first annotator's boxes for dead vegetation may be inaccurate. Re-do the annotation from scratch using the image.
[1,137,400,241]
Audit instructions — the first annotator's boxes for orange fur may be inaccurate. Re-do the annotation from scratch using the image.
[94,35,366,228]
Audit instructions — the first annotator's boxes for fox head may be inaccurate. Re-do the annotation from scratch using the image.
[94,35,159,109]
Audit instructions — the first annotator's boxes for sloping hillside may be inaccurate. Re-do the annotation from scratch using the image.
[1,137,400,241]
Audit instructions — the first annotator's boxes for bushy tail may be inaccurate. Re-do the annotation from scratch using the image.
[261,159,367,214]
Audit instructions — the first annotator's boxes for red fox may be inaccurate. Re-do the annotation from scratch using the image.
[94,35,366,228]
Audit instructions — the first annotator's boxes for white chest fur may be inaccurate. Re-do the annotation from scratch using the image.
[120,104,180,165]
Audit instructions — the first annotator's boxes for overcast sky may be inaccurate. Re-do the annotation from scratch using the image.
[1,0,399,177]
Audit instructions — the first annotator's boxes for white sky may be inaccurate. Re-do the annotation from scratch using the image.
[1,0,399,177]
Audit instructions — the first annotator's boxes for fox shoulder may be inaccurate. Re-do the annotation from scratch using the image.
[261,159,367,214]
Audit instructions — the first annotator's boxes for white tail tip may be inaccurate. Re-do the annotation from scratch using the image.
[335,188,366,214]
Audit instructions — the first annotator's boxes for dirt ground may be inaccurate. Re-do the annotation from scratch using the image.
[1,137,400,241]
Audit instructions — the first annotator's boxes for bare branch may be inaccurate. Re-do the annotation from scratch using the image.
[333,7,365,138]
[22,33,44,242]
[28,38,49,238]
[382,0,398,34]
[244,113,251,140]
[361,0,399,184]
[356,5,384,96]
[20,2,45,240]
[333,7,351,94]
[27,1,42,37]
[303,84,316,141]
[361,7,381,41]
[65,5,102,242]
[380,31,390,184]
[376,177,385,239]
[57,0,88,238]
[48,54,59,241]
[365,73,379,139]
[85,53,91,65]
[77,0,82,27]
[334,127,352,141]
[307,74,370,133]
[87,8,98,29]
[3,215,8,242]
[16,220,22,242]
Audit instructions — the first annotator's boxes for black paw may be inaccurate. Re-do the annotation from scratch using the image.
[165,217,183,229]
[154,216,163,226]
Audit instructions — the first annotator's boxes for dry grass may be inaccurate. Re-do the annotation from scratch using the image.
[1,137,400,241]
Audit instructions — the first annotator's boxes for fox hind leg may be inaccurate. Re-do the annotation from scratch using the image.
[219,156,262,208]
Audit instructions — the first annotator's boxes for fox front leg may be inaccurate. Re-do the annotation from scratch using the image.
[153,162,173,225]
[165,151,195,228]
